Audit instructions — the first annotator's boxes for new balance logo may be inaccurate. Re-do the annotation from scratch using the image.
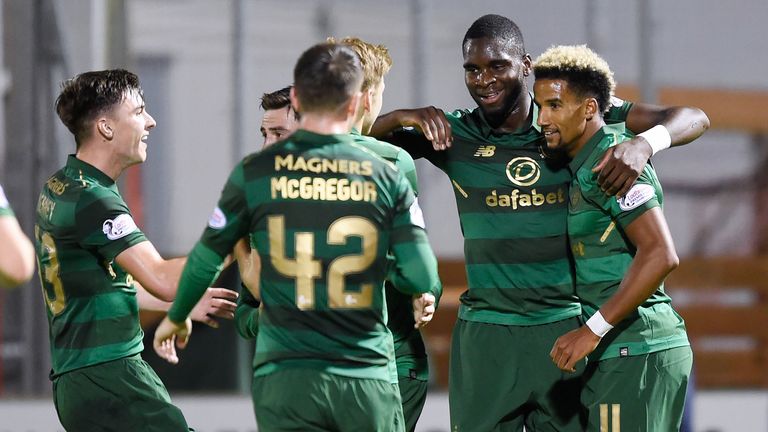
[474,145,496,157]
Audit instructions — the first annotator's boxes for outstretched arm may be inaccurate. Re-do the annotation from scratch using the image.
[135,281,237,329]
[115,242,186,302]
[594,103,710,196]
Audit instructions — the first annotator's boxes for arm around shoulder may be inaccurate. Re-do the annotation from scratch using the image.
[626,102,710,149]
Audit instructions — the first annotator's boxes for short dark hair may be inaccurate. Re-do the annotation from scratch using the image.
[260,86,299,120]
[55,69,142,146]
[293,43,363,114]
[533,45,615,114]
[462,14,526,58]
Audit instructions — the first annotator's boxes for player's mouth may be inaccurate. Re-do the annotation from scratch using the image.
[542,129,559,142]
[478,89,503,105]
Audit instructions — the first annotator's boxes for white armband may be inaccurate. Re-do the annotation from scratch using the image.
[586,311,614,338]
[638,125,671,156]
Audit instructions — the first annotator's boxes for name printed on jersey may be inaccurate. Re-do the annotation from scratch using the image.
[617,184,656,211]
[102,214,139,240]
[208,206,227,229]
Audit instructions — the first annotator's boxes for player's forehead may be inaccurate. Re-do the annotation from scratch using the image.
[463,37,518,64]
[119,88,144,109]
[261,107,293,128]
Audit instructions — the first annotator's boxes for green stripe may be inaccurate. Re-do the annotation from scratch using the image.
[50,340,144,378]
[464,236,567,264]
[460,209,566,239]
[466,260,571,289]
[574,254,633,285]
[51,311,140,350]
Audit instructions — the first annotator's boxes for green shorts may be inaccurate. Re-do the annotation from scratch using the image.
[252,368,404,432]
[52,354,190,431]
[582,346,693,431]
[449,318,585,432]
[398,375,428,432]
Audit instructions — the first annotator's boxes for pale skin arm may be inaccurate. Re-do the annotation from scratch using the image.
[412,292,436,329]
[593,103,710,196]
[233,237,260,300]
[135,281,237,329]
[0,216,35,288]
[115,241,186,302]
[550,207,679,372]
[153,240,250,364]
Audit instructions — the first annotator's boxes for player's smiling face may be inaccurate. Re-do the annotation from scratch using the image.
[110,89,156,166]
[534,78,590,156]
[463,37,530,125]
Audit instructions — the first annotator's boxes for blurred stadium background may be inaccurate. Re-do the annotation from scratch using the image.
[0,0,766,430]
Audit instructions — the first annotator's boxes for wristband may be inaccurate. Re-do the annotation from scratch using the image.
[585,311,614,338]
[638,125,671,156]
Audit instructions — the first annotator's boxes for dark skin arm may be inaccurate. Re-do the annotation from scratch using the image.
[549,207,680,372]
[369,108,453,150]
[593,103,710,196]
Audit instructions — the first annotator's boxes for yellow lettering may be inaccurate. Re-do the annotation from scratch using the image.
[361,161,373,176]
[46,177,67,195]
[327,178,338,200]
[366,182,377,202]
[338,159,349,174]
[486,190,498,207]
[532,189,545,206]
[348,161,360,175]
[546,192,557,204]
[322,158,338,173]
[287,179,300,199]
[307,158,322,173]
[271,176,286,199]
[275,154,293,171]
[519,194,531,207]
[499,194,510,207]
[299,177,313,199]
[293,156,307,172]
[337,179,350,201]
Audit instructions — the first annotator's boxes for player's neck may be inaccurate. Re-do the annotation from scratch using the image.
[488,92,532,134]
[298,114,353,136]
[75,143,125,181]
[567,117,606,158]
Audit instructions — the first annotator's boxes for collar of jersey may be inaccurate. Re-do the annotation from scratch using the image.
[291,129,356,146]
[567,122,627,173]
[471,92,541,140]
[66,155,115,187]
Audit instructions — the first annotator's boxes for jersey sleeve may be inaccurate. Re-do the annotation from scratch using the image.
[75,188,147,262]
[387,172,440,295]
[234,285,260,339]
[582,167,661,229]
[0,184,14,217]
[169,163,251,322]
[393,149,419,196]
[605,96,634,124]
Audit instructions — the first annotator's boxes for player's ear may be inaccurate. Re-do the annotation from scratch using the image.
[96,118,113,140]
[289,87,302,113]
[346,91,363,119]
[584,97,598,121]
[363,87,374,112]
